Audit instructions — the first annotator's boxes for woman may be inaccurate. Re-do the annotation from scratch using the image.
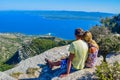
[83,31,99,68]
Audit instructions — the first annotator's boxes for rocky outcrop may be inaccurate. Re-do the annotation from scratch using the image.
[5,50,21,65]
[4,45,103,80]
[0,72,16,80]
[0,33,35,64]
[5,45,69,73]
[5,36,60,65]
[106,52,120,64]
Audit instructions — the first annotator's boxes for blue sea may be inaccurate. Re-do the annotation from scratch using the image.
[0,11,113,39]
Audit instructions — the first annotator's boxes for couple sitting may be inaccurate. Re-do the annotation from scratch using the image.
[45,28,99,78]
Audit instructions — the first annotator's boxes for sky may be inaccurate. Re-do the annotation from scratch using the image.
[0,0,120,13]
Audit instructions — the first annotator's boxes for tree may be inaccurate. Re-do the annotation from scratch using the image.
[100,14,120,34]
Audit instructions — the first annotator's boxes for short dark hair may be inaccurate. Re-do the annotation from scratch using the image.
[75,28,84,37]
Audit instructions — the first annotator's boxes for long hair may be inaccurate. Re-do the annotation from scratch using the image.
[83,31,99,49]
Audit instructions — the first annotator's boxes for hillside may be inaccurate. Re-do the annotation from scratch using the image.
[0,33,56,63]
[4,45,103,80]
[0,33,72,72]
[0,33,35,63]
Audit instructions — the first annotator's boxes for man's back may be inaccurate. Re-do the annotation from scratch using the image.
[69,40,88,70]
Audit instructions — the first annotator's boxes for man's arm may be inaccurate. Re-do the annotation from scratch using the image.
[66,53,74,74]
[60,53,74,78]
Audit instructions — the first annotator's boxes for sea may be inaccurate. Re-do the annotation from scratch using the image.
[0,11,113,40]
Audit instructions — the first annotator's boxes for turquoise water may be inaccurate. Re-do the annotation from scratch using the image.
[0,11,110,39]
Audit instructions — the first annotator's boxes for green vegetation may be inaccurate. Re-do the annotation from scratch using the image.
[101,14,120,33]
[23,38,57,56]
[89,14,120,61]
[58,40,73,46]
[90,26,120,61]
[0,63,14,71]
[0,33,37,71]
[0,33,35,63]
[93,15,120,80]
[95,61,120,80]
[98,34,120,60]
[0,33,72,71]
[89,26,111,42]
[21,38,73,57]
[90,14,120,79]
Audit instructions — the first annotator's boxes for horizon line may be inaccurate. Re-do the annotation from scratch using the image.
[0,9,117,14]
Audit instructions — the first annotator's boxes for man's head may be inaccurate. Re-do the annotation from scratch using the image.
[74,28,84,40]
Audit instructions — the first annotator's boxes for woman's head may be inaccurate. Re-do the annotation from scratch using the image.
[83,31,99,49]
[83,31,92,43]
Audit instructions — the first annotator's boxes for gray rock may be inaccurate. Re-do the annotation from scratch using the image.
[0,72,16,80]
[106,52,120,64]
[4,45,103,80]
[4,45,69,74]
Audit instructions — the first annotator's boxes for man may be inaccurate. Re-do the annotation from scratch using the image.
[45,28,88,78]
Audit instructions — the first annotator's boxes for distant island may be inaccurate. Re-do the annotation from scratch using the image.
[0,10,114,20]
[0,11,115,39]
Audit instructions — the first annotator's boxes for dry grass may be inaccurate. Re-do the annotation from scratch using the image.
[10,72,23,79]
[26,67,39,76]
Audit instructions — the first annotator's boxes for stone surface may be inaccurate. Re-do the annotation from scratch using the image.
[106,52,120,64]
[0,72,16,80]
[4,45,103,80]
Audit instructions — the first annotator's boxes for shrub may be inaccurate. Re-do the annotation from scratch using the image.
[10,72,23,79]
[58,40,73,46]
[95,61,120,80]
[0,63,14,71]
[21,38,73,58]
[89,26,110,42]
[101,14,120,34]
[30,39,57,54]
[58,40,67,46]
[90,26,120,61]
[22,38,58,57]
[26,67,39,76]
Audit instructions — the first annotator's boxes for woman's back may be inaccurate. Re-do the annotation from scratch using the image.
[83,31,99,68]
[85,44,98,68]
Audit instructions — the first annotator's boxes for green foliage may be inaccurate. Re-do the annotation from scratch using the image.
[22,38,73,57]
[29,39,57,55]
[21,38,58,57]
[58,40,73,46]
[0,63,14,71]
[95,61,120,80]
[58,40,67,46]
[89,26,110,42]
[99,35,120,54]
[0,33,36,64]
[90,26,120,61]
[100,14,120,33]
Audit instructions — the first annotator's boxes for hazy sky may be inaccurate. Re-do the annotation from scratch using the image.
[0,0,120,13]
